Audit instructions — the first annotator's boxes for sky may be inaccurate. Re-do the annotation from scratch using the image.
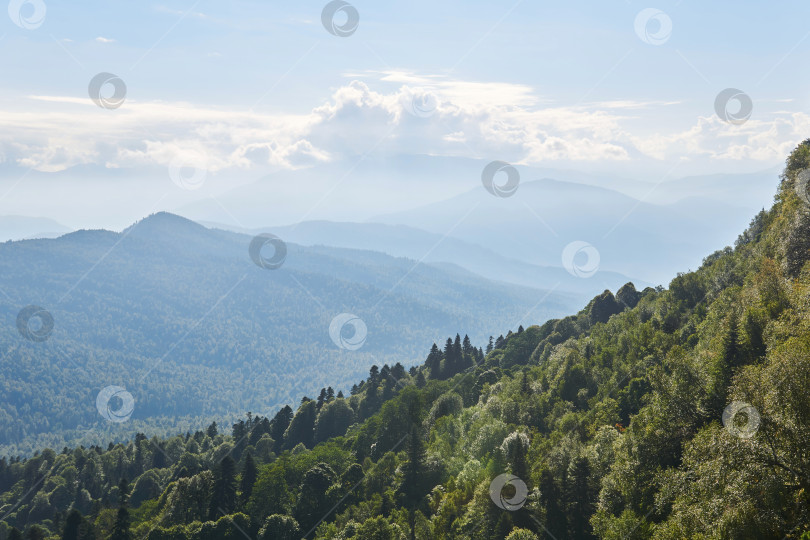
[0,0,809,228]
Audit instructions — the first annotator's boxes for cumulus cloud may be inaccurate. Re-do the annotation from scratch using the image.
[1,73,807,174]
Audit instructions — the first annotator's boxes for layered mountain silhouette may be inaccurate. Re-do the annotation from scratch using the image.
[0,212,577,454]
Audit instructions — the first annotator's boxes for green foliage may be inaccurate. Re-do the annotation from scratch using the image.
[5,144,810,538]
[258,514,300,540]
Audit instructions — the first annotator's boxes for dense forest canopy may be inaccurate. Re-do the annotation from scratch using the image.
[2,140,810,538]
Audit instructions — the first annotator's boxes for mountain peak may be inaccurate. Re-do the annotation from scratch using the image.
[123,212,209,237]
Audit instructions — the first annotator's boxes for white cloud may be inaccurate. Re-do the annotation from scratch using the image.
[95,36,116,43]
[2,73,807,175]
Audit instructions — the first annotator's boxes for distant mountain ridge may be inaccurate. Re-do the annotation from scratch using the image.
[0,215,72,242]
[199,219,646,296]
[370,176,774,283]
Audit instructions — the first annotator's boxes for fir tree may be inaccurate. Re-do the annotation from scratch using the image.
[240,452,258,507]
[402,425,427,540]
[425,343,443,378]
[566,457,595,540]
[443,338,455,378]
[208,456,237,519]
[462,334,473,356]
[110,478,131,540]
[539,469,566,539]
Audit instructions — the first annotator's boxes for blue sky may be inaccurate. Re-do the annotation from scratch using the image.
[0,0,809,227]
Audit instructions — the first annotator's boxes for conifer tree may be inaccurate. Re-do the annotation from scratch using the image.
[565,457,595,540]
[402,425,426,540]
[462,334,473,356]
[240,452,258,507]
[208,456,237,519]
[539,469,566,539]
[442,338,455,378]
[425,343,443,378]
[110,478,131,540]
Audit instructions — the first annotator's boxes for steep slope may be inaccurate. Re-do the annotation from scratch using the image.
[0,142,808,540]
[0,213,576,455]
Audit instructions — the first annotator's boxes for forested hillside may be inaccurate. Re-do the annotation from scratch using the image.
[2,141,810,539]
[0,213,574,456]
